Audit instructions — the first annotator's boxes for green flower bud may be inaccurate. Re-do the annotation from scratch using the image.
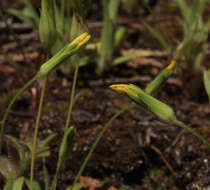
[145,60,177,95]
[110,84,177,123]
[38,32,91,77]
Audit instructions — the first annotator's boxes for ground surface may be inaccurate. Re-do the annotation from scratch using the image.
[0,1,210,190]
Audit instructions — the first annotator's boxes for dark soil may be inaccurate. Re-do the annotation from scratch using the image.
[0,1,210,190]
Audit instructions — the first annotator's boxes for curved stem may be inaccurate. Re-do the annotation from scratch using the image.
[64,63,79,132]
[30,76,48,190]
[173,119,210,148]
[0,74,40,153]
[71,103,135,189]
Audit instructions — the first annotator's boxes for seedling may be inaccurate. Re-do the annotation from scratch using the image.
[0,32,91,153]
[0,133,56,180]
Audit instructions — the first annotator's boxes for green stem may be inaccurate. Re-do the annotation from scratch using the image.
[71,103,135,189]
[64,63,79,132]
[0,74,41,154]
[51,156,62,190]
[51,63,79,190]
[173,119,210,148]
[30,76,48,190]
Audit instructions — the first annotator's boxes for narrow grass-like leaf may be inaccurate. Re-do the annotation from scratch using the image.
[22,0,39,26]
[143,22,169,52]
[98,0,113,73]
[40,133,57,147]
[66,183,84,190]
[6,135,25,161]
[203,69,210,100]
[8,9,36,28]
[59,126,75,160]
[175,0,188,19]
[109,0,120,22]
[114,26,126,48]
[3,174,15,190]
[113,50,151,66]
[4,54,20,71]
[43,165,50,190]
[12,176,24,190]
[24,178,41,190]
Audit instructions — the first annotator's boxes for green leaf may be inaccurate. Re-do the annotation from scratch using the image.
[24,178,41,190]
[66,183,84,190]
[43,165,50,190]
[22,0,39,26]
[8,9,36,28]
[59,126,75,160]
[98,0,115,73]
[3,174,15,190]
[142,22,169,52]
[5,135,25,161]
[40,133,57,147]
[12,177,24,190]
[203,69,210,100]
[175,0,188,19]
[109,0,120,22]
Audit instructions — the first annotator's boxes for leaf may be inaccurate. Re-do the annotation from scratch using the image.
[59,126,75,160]
[203,69,210,100]
[109,0,120,22]
[12,177,24,190]
[3,174,15,190]
[22,0,39,26]
[24,178,41,190]
[98,0,114,73]
[5,135,25,161]
[66,183,84,190]
[175,0,188,19]
[142,22,169,52]
[40,133,57,147]
[8,9,36,28]
[43,165,50,190]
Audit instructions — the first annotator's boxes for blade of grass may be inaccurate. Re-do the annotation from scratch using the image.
[142,22,169,52]
[203,69,210,100]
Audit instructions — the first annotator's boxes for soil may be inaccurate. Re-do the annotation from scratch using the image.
[0,1,210,190]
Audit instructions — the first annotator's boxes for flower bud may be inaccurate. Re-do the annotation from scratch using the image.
[39,32,91,77]
[110,84,177,123]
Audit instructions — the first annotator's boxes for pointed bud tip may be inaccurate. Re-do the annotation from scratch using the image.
[109,84,130,94]
[72,32,91,48]
[167,60,177,70]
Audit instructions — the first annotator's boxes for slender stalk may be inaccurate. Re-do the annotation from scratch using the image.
[64,63,79,132]
[51,63,79,190]
[51,156,62,190]
[71,103,135,189]
[173,119,210,148]
[0,74,40,153]
[30,76,48,190]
